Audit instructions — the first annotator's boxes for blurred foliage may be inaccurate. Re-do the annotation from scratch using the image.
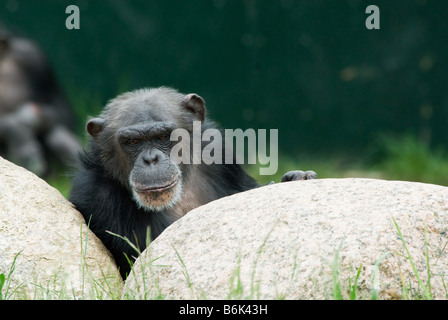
[371,134,448,186]
[47,173,72,198]
[247,133,448,187]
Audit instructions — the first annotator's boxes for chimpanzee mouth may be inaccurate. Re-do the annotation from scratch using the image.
[132,177,182,212]
[134,179,178,193]
[130,168,183,211]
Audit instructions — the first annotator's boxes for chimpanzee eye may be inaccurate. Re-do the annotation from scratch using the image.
[127,139,139,146]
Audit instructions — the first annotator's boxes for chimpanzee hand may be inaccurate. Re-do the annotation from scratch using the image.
[281,170,317,182]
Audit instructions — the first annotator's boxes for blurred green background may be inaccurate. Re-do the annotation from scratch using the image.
[1,0,448,193]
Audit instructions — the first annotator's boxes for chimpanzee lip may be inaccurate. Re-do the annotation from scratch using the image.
[135,178,178,193]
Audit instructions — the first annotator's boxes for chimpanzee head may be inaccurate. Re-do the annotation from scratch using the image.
[86,87,205,211]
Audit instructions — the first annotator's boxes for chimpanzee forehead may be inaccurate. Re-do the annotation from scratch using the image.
[111,93,181,126]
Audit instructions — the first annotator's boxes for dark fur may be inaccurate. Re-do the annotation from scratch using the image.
[69,88,258,278]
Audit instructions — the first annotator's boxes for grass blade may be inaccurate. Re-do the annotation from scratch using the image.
[393,218,432,299]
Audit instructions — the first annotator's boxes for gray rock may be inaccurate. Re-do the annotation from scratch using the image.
[123,178,448,300]
[0,157,121,299]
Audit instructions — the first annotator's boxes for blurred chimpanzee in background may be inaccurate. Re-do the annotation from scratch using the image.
[0,29,81,176]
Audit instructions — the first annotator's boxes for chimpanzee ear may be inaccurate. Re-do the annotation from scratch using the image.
[86,118,105,138]
[182,93,206,123]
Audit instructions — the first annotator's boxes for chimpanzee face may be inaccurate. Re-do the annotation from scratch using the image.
[86,88,205,212]
[118,121,183,211]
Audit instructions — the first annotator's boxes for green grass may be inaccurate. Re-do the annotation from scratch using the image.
[372,134,448,186]
[244,133,448,187]
[330,219,448,300]
[0,251,22,300]
[0,226,122,300]
[245,153,376,186]
[393,218,433,300]
[47,172,72,198]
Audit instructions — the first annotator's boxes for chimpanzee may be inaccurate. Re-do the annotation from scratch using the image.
[0,30,82,176]
[69,87,317,279]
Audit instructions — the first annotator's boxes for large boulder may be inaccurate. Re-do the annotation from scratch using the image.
[123,178,448,300]
[0,157,121,299]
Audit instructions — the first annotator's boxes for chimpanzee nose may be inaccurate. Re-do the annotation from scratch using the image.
[143,151,158,165]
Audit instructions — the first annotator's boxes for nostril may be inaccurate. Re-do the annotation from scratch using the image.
[143,153,158,165]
